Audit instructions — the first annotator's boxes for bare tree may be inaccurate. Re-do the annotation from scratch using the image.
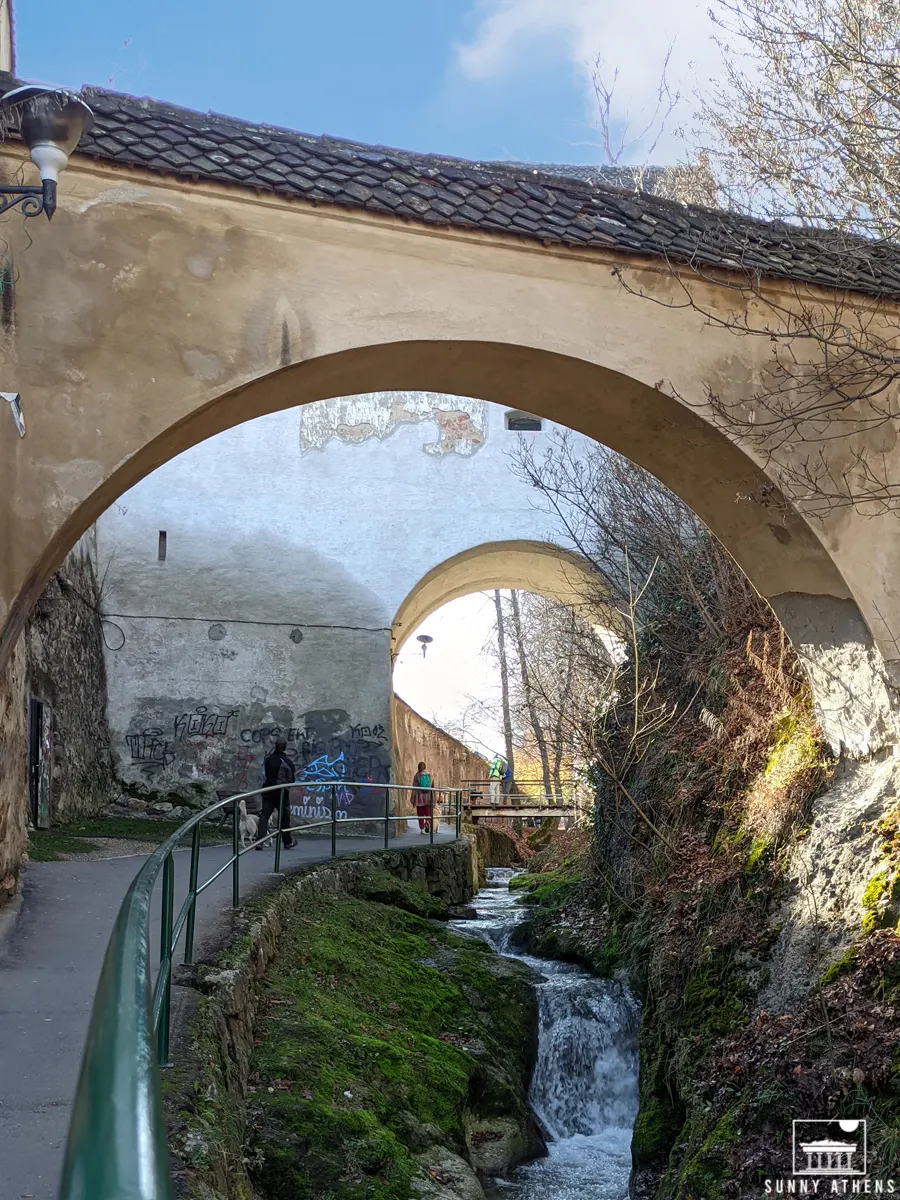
[493,589,516,779]
[588,46,718,205]
[609,0,900,517]
[509,589,557,802]
[512,431,762,643]
[514,435,819,895]
[699,0,900,237]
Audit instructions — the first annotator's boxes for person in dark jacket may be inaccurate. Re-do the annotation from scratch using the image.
[258,739,296,849]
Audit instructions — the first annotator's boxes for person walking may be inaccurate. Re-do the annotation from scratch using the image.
[258,738,296,849]
[412,761,433,833]
[488,754,506,806]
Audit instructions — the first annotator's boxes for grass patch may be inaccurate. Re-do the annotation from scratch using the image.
[53,815,228,845]
[28,832,102,861]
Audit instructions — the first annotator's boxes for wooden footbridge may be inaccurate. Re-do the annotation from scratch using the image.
[461,781,578,824]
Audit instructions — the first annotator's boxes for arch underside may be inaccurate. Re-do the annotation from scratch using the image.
[4,339,849,668]
[391,540,611,657]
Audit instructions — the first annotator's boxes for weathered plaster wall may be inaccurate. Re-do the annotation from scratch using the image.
[24,534,116,820]
[0,638,26,906]
[772,594,900,757]
[0,152,871,666]
[96,396,566,803]
[392,695,489,792]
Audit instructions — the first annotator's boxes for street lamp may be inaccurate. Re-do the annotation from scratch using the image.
[0,85,94,219]
[416,634,433,658]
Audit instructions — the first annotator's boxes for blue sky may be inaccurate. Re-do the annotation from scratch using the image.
[15,0,718,167]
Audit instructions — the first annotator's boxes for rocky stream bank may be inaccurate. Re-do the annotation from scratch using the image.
[163,839,547,1200]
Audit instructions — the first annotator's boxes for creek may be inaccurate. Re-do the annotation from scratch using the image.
[451,868,640,1200]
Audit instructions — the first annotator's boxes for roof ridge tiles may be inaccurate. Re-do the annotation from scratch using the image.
[0,71,897,299]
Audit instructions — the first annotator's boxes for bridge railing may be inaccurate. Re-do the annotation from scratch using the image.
[58,781,462,1200]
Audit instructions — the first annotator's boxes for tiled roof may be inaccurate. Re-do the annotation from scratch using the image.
[14,79,900,300]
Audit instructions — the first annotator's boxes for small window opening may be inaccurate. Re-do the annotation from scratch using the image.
[157,531,167,561]
[505,411,543,432]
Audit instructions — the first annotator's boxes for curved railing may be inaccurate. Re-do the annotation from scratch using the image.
[58,781,462,1200]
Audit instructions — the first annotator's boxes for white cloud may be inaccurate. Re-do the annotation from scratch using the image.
[454,0,722,162]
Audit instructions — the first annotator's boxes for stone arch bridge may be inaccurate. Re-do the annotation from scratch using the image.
[2,76,900,890]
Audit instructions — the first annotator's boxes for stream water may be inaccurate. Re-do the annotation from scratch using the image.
[451,868,640,1200]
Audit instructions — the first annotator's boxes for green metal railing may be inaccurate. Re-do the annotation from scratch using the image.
[58,780,463,1200]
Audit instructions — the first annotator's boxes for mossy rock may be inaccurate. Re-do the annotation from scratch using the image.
[356,870,450,919]
[245,892,540,1199]
[631,1093,684,1168]
[661,1110,740,1200]
[861,868,900,934]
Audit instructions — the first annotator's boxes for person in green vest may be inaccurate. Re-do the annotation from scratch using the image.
[412,761,433,832]
[489,754,507,805]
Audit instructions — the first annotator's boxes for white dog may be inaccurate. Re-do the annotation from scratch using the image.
[263,807,279,848]
[238,799,259,848]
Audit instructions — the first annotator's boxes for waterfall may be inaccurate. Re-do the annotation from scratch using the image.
[452,869,640,1200]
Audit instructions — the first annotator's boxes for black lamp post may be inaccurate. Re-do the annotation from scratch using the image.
[0,85,94,219]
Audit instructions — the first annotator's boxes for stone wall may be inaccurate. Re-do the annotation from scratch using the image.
[24,536,115,822]
[392,694,489,792]
[472,823,522,874]
[0,638,26,907]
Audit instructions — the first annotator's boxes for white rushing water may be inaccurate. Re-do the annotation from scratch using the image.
[451,868,640,1200]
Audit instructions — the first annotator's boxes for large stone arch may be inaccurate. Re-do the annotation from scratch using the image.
[1,339,844,650]
[0,157,894,757]
[391,539,610,658]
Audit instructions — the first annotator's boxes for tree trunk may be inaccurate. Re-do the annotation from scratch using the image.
[508,590,554,803]
[551,609,577,803]
[493,590,515,786]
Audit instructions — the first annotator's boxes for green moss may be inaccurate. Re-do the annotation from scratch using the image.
[632,1093,684,1166]
[763,708,821,781]
[54,815,228,844]
[744,835,771,873]
[509,868,582,911]
[666,1110,740,1200]
[679,959,748,1039]
[508,872,543,892]
[246,887,538,1199]
[819,944,857,986]
[355,871,449,919]
[861,868,900,934]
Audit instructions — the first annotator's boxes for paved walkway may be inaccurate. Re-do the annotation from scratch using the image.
[0,825,454,1200]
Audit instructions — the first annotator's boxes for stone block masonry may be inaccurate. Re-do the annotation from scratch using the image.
[24,536,116,823]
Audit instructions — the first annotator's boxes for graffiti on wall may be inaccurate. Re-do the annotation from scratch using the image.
[121,702,391,817]
[174,706,237,741]
[125,728,176,777]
